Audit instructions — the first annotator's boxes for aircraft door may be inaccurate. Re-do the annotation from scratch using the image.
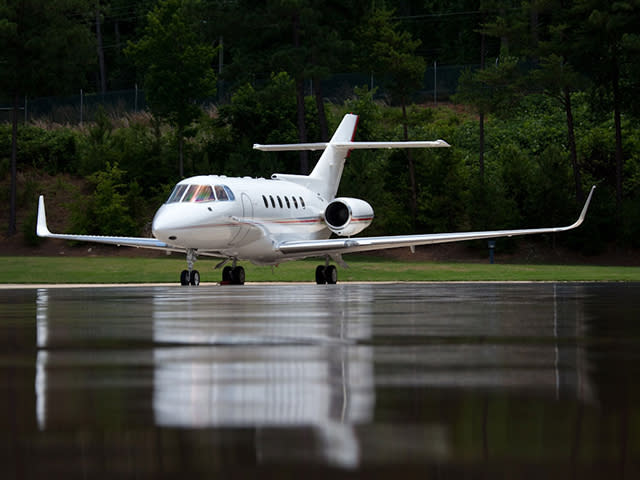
[242,192,253,218]
[230,192,254,245]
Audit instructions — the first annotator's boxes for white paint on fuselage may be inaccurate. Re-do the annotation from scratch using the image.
[152,175,331,264]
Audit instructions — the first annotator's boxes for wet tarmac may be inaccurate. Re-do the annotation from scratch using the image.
[1,282,640,479]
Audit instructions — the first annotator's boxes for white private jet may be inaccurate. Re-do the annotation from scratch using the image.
[37,113,595,285]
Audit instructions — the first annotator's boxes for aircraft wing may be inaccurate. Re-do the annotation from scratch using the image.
[36,196,238,258]
[278,186,595,258]
[36,195,182,252]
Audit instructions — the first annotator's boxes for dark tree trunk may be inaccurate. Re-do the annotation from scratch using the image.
[563,87,583,204]
[402,99,417,227]
[314,77,329,142]
[96,1,107,93]
[292,12,308,174]
[612,56,623,223]
[178,134,184,178]
[479,21,486,184]
[479,111,485,183]
[8,92,19,236]
[295,79,308,174]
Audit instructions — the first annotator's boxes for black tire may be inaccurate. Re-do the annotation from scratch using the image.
[315,265,327,284]
[190,270,200,286]
[222,266,233,282]
[180,270,190,286]
[231,266,245,285]
[325,265,338,284]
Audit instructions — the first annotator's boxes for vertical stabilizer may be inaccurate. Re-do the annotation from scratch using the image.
[253,113,449,200]
[308,114,359,200]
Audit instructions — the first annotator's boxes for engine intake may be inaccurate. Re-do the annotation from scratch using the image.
[324,197,374,236]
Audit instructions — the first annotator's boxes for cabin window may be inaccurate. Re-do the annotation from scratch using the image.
[299,197,306,208]
[292,197,298,209]
[269,195,276,208]
[285,197,291,208]
[277,196,283,208]
[167,184,188,203]
[262,195,269,208]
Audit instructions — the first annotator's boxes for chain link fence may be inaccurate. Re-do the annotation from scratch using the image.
[1,65,469,125]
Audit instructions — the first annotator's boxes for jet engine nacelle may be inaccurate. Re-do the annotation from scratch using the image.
[324,197,374,237]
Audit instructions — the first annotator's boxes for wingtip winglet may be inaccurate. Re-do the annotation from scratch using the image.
[36,195,52,237]
[572,185,596,229]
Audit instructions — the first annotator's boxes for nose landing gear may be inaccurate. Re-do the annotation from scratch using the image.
[180,249,200,286]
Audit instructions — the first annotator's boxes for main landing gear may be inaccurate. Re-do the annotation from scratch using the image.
[179,251,246,286]
[180,251,336,286]
[315,264,338,284]
[221,264,245,285]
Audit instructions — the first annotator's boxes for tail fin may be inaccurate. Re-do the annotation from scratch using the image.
[253,113,450,200]
[307,114,359,200]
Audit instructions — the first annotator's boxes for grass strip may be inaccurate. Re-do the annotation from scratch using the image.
[1,255,639,283]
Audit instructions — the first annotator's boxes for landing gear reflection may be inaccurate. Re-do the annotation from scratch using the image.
[315,264,337,284]
[180,249,200,286]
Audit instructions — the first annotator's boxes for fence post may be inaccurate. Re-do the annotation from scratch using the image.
[433,61,437,106]
[24,96,27,123]
[135,84,138,112]
[80,89,83,126]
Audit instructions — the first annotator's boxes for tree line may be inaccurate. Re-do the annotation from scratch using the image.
[1,0,639,253]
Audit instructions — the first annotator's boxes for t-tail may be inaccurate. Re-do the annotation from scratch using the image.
[253,113,450,200]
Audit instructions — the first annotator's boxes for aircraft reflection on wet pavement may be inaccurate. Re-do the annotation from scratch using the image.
[18,282,639,479]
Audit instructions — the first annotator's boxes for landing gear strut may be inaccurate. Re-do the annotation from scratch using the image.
[180,249,200,286]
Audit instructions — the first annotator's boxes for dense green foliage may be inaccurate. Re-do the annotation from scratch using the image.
[125,0,218,176]
[2,85,639,253]
[1,0,640,255]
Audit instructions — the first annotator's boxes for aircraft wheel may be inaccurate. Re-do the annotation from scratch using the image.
[222,266,233,283]
[180,270,190,286]
[190,270,200,286]
[325,265,338,284]
[231,266,245,285]
[315,265,327,284]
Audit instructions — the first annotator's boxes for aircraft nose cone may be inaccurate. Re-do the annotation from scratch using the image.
[152,207,178,241]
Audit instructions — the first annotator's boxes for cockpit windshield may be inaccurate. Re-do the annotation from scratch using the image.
[166,184,235,203]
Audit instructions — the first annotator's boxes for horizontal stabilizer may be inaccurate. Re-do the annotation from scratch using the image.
[253,140,450,152]
[254,143,328,151]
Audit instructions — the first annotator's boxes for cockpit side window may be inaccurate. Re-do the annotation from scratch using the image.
[223,185,236,201]
[215,185,229,201]
[167,184,188,203]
